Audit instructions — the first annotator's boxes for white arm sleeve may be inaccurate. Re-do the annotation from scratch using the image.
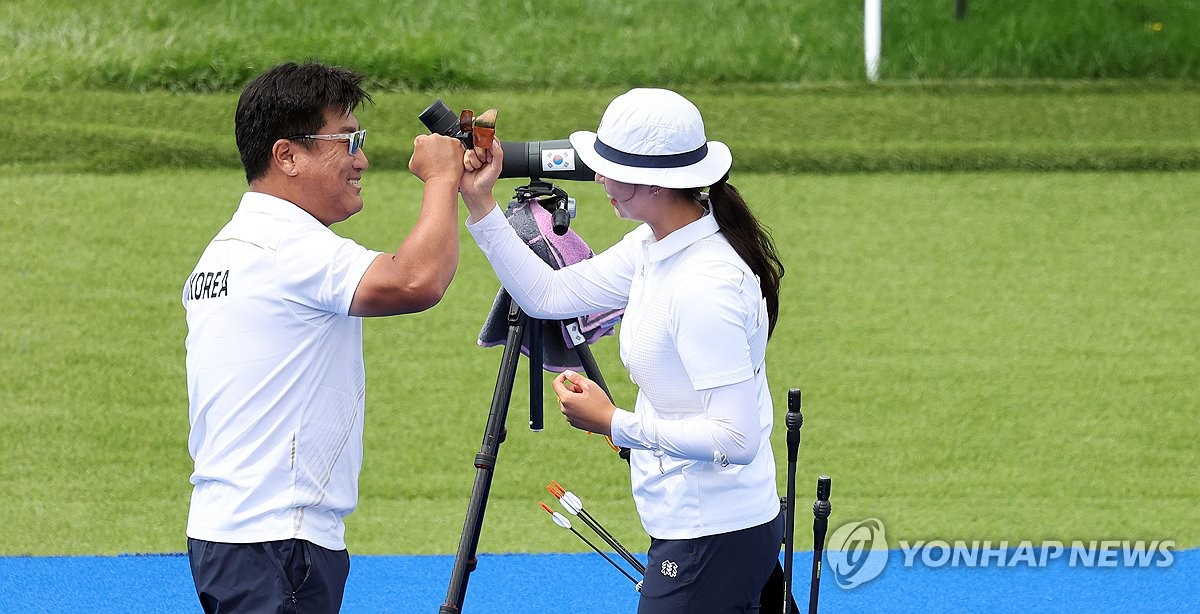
[466,206,631,318]
[610,377,761,466]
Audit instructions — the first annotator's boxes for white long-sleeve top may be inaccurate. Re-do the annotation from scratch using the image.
[467,205,779,539]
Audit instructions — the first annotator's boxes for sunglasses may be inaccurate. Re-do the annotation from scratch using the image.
[287,129,367,156]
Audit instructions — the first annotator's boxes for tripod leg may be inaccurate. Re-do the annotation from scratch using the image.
[565,322,630,462]
[529,316,544,431]
[441,300,527,613]
[569,334,611,398]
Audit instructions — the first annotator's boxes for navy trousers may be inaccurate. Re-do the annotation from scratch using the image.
[187,538,350,614]
[638,512,785,614]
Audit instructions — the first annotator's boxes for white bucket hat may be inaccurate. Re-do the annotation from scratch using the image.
[569,88,732,189]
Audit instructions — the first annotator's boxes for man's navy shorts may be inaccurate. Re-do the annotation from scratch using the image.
[187,538,350,614]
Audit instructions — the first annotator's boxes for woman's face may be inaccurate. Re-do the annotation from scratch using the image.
[596,174,644,221]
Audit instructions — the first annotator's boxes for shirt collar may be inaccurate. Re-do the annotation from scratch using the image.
[239,191,324,226]
[643,212,720,263]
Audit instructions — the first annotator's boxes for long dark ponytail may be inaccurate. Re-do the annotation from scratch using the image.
[691,175,785,336]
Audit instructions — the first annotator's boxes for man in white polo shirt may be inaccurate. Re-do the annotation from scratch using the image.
[182,61,466,614]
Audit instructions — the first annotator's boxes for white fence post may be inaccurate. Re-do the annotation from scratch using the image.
[865,0,882,81]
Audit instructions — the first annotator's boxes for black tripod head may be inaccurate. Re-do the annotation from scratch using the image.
[513,181,576,236]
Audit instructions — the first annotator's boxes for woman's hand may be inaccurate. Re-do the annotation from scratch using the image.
[552,370,617,435]
[461,139,504,222]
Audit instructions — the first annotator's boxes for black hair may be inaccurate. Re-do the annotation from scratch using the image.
[234,62,373,183]
[687,176,785,337]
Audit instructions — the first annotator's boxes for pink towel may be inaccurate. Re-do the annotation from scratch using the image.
[478,198,623,372]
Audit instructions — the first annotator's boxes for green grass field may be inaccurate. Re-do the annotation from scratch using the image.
[3,0,1197,89]
[1,0,1197,558]
[7,80,1200,179]
[2,167,1196,555]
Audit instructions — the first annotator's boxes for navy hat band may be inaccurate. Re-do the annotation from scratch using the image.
[594,138,709,169]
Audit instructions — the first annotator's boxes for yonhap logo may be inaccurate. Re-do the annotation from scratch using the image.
[827,518,889,588]
[822,517,1177,592]
[898,539,1175,569]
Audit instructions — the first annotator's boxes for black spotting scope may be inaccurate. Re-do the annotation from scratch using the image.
[419,99,597,182]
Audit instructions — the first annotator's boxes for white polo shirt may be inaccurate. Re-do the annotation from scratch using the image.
[467,206,779,540]
[182,191,380,550]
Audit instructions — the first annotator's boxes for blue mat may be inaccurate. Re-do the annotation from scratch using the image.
[1,549,1195,613]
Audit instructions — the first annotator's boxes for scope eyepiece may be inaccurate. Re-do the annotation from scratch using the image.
[419,100,460,138]
[418,99,597,182]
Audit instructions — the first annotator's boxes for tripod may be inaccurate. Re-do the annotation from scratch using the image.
[440,185,623,613]
[439,298,618,612]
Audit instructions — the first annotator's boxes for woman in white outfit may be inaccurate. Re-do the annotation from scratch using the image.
[460,88,787,613]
